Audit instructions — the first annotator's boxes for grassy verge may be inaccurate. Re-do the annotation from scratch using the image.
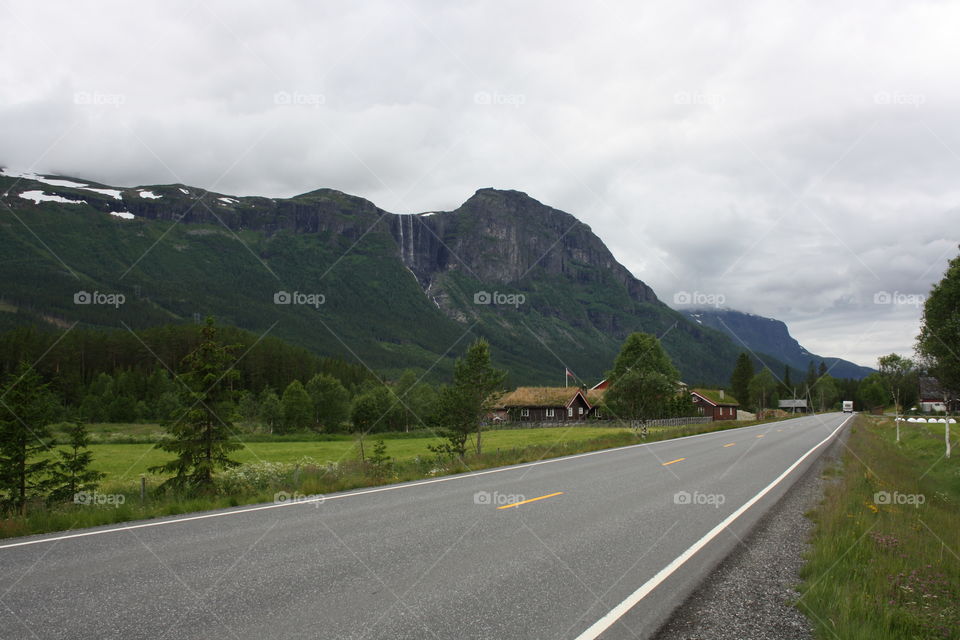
[4,416,789,539]
[798,415,960,639]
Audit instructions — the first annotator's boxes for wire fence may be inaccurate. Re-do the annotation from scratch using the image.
[488,416,712,430]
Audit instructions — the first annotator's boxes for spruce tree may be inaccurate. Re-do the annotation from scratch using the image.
[150,318,241,492]
[730,353,754,406]
[0,364,56,515]
[49,421,104,503]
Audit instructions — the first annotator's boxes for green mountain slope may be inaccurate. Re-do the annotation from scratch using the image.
[0,170,784,385]
[683,309,874,379]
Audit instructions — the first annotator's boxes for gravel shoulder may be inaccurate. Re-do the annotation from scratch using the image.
[653,428,848,640]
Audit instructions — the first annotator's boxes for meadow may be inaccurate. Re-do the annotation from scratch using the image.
[799,415,959,639]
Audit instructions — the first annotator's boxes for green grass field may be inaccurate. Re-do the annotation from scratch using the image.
[799,415,960,639]
[73,426,633,482]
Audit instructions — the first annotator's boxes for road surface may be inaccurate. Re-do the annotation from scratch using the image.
[0,413,850,639]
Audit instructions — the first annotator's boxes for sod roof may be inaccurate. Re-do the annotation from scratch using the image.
[691,388,739,406]
[497,387,590,408]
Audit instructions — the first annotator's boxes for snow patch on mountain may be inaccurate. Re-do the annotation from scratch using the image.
[83,188,123,200]
[18,190,84,205]
[1,168,88,189]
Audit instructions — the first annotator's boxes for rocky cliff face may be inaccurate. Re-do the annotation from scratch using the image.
[386,188,658,312]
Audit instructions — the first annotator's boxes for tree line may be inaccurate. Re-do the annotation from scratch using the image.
[727,350,926,415]
[0,323,376,410]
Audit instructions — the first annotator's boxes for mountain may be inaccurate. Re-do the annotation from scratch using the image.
[682,309,874,380]
[0,167,787,386]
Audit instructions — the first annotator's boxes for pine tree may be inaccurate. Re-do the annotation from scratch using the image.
[730,353,754,406]
[0,364,56,515]
[805,362,817,396]
[48,421,104,503]
[150,318,241,492]
[368,439,392,479]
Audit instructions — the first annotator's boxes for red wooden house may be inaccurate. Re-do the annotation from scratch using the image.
[690,388,739,421]
[496,387,594,422]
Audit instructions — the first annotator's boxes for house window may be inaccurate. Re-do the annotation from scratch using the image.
[567,407,573,417]
[578,407,584,415]
[520,409,529,417]
[545,408,555,418]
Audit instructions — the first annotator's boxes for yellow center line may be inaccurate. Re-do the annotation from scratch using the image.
[723,443,735,447]
[497,491,564,510]
[661,458,686,466]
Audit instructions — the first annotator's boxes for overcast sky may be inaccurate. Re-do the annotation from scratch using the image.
[2,0,957,368]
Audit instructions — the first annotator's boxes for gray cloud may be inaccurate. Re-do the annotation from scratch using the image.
[2,0,958,368]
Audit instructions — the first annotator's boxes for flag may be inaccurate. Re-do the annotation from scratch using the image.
[565,368,574,387]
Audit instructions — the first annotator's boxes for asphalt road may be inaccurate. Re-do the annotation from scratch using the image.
[0,413,850,640]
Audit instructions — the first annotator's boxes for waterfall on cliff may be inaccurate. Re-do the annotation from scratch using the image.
[395,213,417,268]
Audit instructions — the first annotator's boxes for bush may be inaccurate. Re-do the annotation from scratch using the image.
[215,457,338,494]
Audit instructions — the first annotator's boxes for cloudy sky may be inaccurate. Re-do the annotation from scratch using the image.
[2,0,957,367]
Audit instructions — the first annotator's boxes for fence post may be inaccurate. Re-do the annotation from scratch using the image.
[140,474,146,504]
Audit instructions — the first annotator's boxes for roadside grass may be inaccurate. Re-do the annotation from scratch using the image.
[4,415,791,539]
[798,415,960,639]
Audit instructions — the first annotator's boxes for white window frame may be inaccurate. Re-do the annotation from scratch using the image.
[567,407,574,417]
[545,408,555,418]
[520,408,529,417]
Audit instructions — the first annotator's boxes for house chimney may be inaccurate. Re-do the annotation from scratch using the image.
[719,390,725,400]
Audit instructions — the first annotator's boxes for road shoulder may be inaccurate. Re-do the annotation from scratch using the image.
[653,427,848,640]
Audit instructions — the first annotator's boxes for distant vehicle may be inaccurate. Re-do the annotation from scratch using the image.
[842,400,854,413]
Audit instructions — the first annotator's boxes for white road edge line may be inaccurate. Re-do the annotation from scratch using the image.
[0,415,837,551]
[572,414,852,640]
